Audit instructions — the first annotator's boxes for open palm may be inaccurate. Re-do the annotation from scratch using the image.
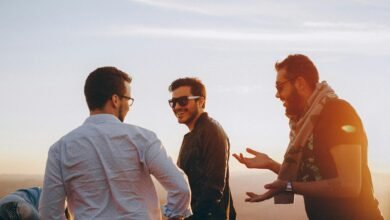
[233,148,272,170]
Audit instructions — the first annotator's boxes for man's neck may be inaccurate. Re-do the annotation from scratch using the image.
[187,112,204,131]
[90,108,116,117]
[294,91,314,120]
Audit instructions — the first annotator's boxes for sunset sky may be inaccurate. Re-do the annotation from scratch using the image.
[0,0,389,175]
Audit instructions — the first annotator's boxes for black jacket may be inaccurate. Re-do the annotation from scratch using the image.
[177,113,236,220]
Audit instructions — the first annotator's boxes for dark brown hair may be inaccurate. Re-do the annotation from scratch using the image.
[275,54,319,90]
[84,66,132,111]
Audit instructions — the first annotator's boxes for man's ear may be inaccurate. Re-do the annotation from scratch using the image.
[199,96,206,109]
[294,76,307,92]
[111,94,120,108]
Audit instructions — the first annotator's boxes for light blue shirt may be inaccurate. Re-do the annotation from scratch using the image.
[39,114,192,220]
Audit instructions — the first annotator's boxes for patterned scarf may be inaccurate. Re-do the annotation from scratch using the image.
[274,81,338,204]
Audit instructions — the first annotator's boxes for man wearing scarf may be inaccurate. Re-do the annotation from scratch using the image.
[234,54,383,219]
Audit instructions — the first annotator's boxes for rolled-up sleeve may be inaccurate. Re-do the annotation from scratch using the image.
[39,142,67,220]
[145,139,192,218]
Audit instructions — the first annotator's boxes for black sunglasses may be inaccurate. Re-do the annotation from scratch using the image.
[276,78,295,93]
[168,96,201,108]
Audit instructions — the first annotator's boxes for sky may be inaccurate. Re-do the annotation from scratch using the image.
[0,0,389,175]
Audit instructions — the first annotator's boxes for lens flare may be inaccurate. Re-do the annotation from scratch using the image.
[341,125,356,133]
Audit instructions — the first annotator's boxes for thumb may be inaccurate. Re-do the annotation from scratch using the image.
[264,182,275,189]
[246,147,260,155]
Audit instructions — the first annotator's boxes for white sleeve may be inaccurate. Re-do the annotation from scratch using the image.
[145,139,192,218]
[39,142,67,220]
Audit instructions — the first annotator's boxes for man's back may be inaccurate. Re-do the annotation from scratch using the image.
[40,114,190,219]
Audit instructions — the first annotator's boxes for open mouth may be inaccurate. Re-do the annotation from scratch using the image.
[280,99,286,107]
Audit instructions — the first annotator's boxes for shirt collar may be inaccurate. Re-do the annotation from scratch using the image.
[84,114,121,125]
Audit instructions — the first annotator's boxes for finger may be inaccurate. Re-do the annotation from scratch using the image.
[247,190,275,202]
[239,153,246,161]
[233,154,246,165]
[246,192,258,197]
[246,147,260,156]
[264,181,277,188]
[245,194,265,202]
[246,196,264,202]
[245,197,255,202]
[232,154,241,162]
[245,192,257,201]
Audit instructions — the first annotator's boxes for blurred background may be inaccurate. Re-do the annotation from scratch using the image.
[1,0,389,219]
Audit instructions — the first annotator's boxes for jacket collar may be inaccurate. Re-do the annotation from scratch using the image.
[192,112,208,131]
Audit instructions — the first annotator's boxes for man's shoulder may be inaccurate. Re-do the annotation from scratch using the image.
[321,98,358,118]
[201,114,224,129]
[72,120,157,138]
[46,126,79,155]
[317,98,363,131]
[121,123,161,148]
[52,122,159,150]
[122,123,157,137]
[54,123,91,145]
[198,114,228,138]
[324,98,353,110]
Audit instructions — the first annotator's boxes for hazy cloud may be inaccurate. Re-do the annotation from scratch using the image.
[129,0,301,18]
[130,0,214,15]
[106,25,390,43]
[303,21,388,30]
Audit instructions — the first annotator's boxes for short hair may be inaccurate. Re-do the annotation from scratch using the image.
[168,77,206,108]
[275,54,319,90]
[84,67,132,111]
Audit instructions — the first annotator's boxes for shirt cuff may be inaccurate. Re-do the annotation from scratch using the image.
[162,205,193,219]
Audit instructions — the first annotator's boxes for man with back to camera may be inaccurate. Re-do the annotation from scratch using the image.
[40,67,192,219]
[233,54,383,219]
[168,77,236,220]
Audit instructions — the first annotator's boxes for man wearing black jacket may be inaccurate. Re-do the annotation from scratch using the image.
[168,77,236,220]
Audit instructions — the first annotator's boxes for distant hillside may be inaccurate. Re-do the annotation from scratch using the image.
[0,174,43,197]
[1,172,389,219]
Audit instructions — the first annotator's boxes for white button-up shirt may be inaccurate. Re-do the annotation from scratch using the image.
[39,114,192,220]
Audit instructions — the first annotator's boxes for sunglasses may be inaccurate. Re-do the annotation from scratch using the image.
[168,96,201,108]
[276,78,295,93]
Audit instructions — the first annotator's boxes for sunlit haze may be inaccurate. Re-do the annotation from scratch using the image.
[0,0,389,175]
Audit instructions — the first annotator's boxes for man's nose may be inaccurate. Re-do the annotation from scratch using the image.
[275,90,280,99]
[173,103,181,110]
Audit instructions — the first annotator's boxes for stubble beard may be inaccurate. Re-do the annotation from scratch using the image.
[285,88,305,119]
[177,107,199,127]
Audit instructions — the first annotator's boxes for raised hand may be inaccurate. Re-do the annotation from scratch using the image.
[233,148,274,170]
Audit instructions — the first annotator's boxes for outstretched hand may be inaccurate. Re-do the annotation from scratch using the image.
[245,179,287,202]
[233,148,273,170]
[245,189,277,202]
